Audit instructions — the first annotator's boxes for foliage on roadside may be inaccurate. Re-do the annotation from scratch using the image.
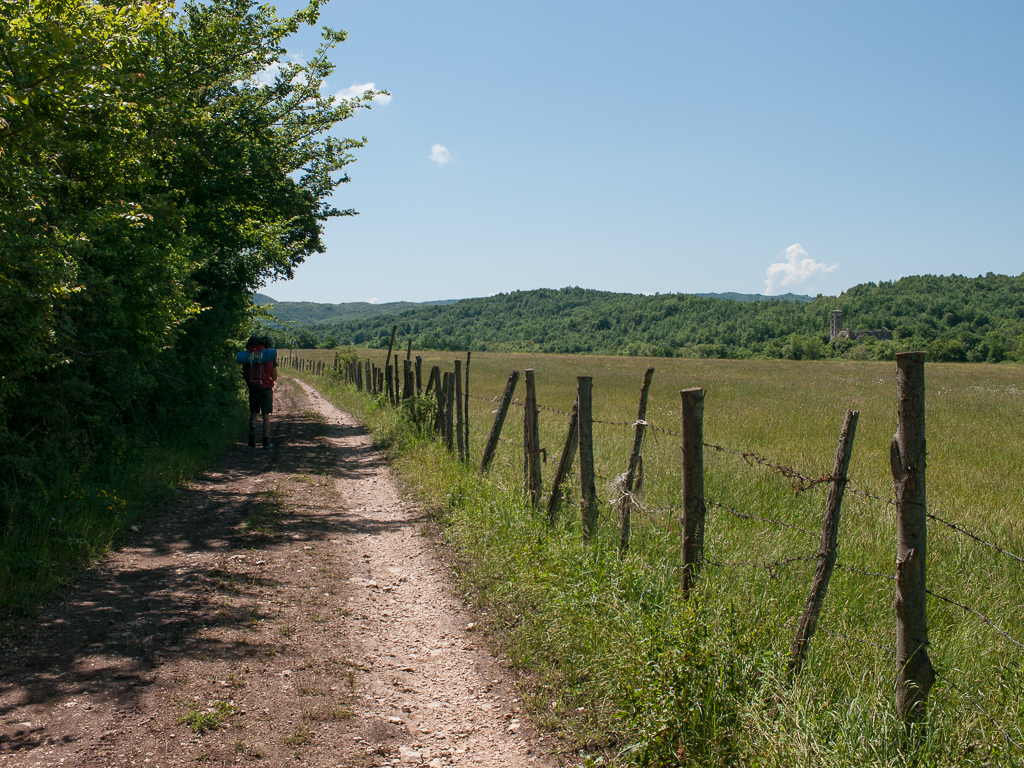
[0,0,377,614]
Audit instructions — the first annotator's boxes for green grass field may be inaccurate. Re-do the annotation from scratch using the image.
[291,349,1024,767]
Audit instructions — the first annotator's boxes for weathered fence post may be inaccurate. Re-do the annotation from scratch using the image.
[365,360,371,392]
[464,351,471,459]
[433,369,446,435]
[415,356,423,395]
[577,377,597,542]
[392,357,400,406]
[454,359,465,460]
[426,365,440,396]
[546,398,579,526]
[385,324,397,373]
[385,364,393,404]
[445,372,455,452]
[403,359,412,401]
[680,387,706,596]
[618,367,655,556]
[480,370,520,472]
[406,339,412,361]
[523,369,542,507]
[789,409,860,674]
[891,351,934,727]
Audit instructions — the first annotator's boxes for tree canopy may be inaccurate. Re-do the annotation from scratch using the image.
[0,0,378,519]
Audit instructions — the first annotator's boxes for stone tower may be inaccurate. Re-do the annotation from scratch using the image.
[829,310,843,341]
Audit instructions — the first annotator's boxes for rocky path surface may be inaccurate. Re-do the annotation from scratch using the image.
[0,378,561,767]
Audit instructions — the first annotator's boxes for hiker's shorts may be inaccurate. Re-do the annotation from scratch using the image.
[248,386,273,415]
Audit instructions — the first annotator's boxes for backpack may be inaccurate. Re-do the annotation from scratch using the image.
[242,343,275,390]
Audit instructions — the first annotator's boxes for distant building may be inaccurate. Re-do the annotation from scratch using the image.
[829,309,892,342]
[829,310,844,341]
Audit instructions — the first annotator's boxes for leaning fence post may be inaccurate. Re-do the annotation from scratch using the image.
[891,351,934,727]
[480,370,520,472]
[454,359,465,460]
[789,409,859,674]
[618,367,655,556]
[680,387,706,595]
[546,398,579,526]
[415,356,423,396]
[577,377,597,542]
[523,369,542,507]
[385,324,397,373]
[403,359,412,401]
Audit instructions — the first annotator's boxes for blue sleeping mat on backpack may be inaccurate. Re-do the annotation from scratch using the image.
[236,348,277,364]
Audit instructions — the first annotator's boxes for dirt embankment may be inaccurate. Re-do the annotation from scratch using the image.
[0,378,561,767]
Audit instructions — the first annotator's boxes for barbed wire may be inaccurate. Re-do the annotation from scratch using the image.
[926,589,1024,651]
[927,512,1024,567]
[936,669,1022,750]
[707,499,818,537]
[706,553,815,578]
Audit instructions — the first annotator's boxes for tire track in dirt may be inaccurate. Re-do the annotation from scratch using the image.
[0,378,561,767]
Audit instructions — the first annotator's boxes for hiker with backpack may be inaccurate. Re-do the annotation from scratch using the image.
[240,335,278,448]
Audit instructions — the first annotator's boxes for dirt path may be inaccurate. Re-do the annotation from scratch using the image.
[0,378,562,767]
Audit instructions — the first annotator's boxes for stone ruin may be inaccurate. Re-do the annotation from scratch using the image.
[829,309,892,342]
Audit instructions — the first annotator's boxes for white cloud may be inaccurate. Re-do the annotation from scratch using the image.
[764,244,838,294]
[368,297,380,304]
[430,144,452,165]
[334,82,391,104]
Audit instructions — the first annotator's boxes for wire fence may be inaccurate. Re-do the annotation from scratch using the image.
[298,349,1024,749]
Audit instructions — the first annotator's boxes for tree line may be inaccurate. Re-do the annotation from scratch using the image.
[291,275,1024,362]
[1,0,375,538]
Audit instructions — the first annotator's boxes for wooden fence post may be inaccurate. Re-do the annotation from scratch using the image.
[523,369,542,507]
[891,351,934,726]
[546,398,579,526]
[426,365,440,396]
[385,324,397,372]
[393,357,400,405]
[480,370,520,472]
[618,366,655,556]
[433,369,445,435]
[415,356,423,396]
[403,359,412,401]
[445,372,455,452]
[464,351,471,459]
[789,409,860,674]
[577,377,597,542]
[385,364,393,403]
[680,387,706,595]
[406,339,412,361]
[454,360,465,460]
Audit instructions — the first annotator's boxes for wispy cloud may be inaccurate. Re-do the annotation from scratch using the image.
[334,82,392,104]
[368,297,380,304]
[430,144,452,165]
[246,56,307,87]
[764,244,837,294]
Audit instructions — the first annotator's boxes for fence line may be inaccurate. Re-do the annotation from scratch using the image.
[935,670,1022,750]
[291,348,1024,742]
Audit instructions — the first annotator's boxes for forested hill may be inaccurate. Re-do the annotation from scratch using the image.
[295,274,1024,362]
[254,294,459,326]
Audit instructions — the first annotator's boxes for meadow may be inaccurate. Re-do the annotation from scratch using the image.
[293,349,1024,767]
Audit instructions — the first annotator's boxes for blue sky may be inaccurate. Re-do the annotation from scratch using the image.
[263,1,1023,304]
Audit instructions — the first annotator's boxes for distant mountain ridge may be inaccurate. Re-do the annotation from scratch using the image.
[253,290,813,327]
[253,294,460,326]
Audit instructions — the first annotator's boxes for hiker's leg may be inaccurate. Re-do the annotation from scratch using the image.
[262,413,271,438]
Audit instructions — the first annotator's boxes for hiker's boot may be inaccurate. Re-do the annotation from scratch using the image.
[248,428,257,448]
[262,436,270,449]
